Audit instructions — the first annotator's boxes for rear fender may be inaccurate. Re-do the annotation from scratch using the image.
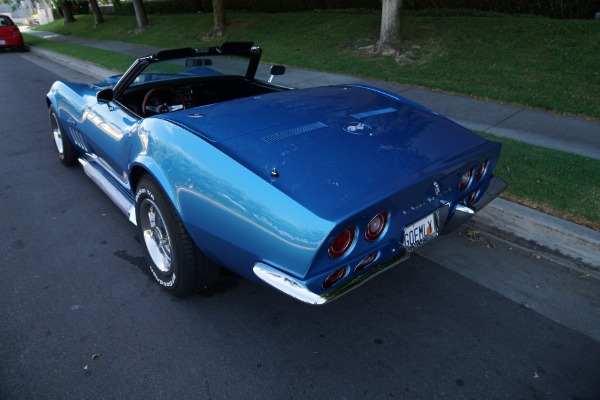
[46,81,100,152]
[130,118,334,279]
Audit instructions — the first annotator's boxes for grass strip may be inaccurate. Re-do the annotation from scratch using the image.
[482,133,600,230]
[23,33,135,73]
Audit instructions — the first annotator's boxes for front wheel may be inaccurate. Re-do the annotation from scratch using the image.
[49,106,77,166]
[135,176,219,296]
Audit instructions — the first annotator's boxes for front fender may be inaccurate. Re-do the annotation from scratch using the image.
[46,81,96,120]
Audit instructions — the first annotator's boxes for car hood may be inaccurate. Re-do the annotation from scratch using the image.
[158,85,487,219]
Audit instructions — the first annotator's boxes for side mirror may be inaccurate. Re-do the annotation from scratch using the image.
[97,88,114,103]
[268,65,286,83]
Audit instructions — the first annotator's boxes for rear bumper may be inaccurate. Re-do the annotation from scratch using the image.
[441,175,508,233]
[0,37,24,47]
[0,30,24,47]
[254,176,507,305]
[254,250,410,305]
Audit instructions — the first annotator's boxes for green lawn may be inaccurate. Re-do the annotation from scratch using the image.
[480,134,599,230]
[25,13,600,229]
[33,13,600,120]
[24,36,136,72]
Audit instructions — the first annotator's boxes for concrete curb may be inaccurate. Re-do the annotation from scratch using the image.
[472,198,600,273]
[29,46,600,273]
[30,46,117,80]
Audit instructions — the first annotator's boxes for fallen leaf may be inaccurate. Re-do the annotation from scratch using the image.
[83,365,88,370]
[466,229,478,242]
[92,353,102,360]
[534,371,539,378]
[578,274,590,280]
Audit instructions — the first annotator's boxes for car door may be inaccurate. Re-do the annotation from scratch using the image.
[80,99,140,191]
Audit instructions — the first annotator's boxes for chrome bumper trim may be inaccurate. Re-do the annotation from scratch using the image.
[441,175,507,233]
[254,250,410,306]
[253,263,328,305]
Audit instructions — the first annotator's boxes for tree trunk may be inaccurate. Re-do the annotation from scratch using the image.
[204,0,226,39]
[132,0,150,32]
[60,1,76,24]
[376,0,402,51]
[89,0,104,26]
[213,0,226,35]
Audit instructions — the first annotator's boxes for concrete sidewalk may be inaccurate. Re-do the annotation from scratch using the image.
[23,30,600,272]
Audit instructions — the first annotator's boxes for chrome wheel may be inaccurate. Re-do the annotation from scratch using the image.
[49,107,77,166]
[135,176,220,296]
[50,113,64,155]
[139,198,172,274]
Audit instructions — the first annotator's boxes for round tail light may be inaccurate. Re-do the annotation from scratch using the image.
[464,190,480,205]
[322,267,348,289]
[355,251,379,272]
[475,160,489,180]
[459,167,473,191]
[365,211,389,242]
[328,227,356,258]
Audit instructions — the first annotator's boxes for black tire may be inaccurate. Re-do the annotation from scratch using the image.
[49,106,78,166]
[135,175,220,297]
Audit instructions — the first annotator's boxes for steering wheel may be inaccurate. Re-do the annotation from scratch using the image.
[142,86,186,116]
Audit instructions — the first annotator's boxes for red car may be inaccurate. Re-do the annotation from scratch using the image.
[0,15,25,51]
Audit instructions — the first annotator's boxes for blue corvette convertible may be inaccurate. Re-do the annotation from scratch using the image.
[47,42,506,305]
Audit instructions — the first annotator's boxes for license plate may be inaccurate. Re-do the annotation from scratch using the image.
[0,40,5,45]
[403,212,437,249]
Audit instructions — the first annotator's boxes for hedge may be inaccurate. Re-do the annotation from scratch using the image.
[110,0,600,19]
[403,0,600,19]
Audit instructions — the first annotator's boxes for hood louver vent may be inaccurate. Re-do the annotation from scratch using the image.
[262,122,328,144]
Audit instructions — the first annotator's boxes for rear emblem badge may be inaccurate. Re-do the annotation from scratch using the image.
[343,122,373,135]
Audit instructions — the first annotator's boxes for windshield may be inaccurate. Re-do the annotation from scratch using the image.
[131,54,252,86]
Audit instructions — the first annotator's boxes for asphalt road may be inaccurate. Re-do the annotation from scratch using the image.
[1,51,599,400]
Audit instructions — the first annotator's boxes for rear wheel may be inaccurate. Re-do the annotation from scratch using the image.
[135,175,220,296]
[49,106,77,166]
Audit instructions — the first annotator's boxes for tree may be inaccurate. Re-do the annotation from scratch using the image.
[360,0,403,57]
[132,0,150,32]
[377,0,402,52]
[89,0,104,26]
[59,0,76,24]
[204,0,226,39]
